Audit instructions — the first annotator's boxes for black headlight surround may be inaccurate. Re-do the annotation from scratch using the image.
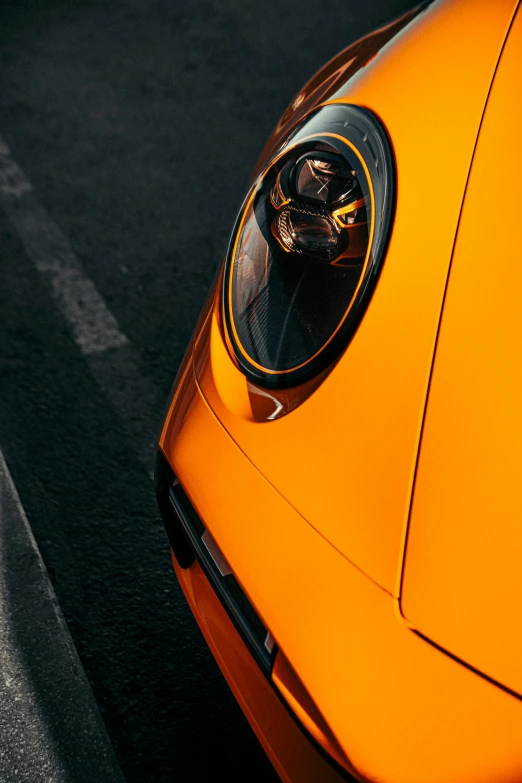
[223,103,395,390]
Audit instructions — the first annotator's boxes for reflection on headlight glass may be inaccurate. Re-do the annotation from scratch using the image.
[224,104,393,388]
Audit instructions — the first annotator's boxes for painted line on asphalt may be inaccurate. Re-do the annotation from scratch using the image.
[0,447,125,782]
[0,133,163,468]
[0,135,127,355]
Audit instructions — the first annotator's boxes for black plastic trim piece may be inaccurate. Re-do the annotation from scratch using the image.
[154,451,276,676]
[167,481,275,676]
[154,450,195,569]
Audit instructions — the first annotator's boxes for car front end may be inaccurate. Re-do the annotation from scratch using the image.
[156,1,522,781]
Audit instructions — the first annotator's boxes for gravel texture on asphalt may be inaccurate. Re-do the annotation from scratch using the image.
[0,2,419,781]
[0,450,124,783]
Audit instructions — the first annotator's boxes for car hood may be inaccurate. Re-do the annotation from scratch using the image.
[401,2,522,696]
[194,0,518,595]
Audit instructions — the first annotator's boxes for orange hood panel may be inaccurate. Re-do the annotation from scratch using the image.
[402,4,522,696]
[195,0,518,595]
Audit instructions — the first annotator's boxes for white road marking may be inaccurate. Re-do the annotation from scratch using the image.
[0,448,124,782]
[0,134,127,355]
[0,133,164,468]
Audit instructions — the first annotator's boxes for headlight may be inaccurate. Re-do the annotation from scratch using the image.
[223,103,394,389]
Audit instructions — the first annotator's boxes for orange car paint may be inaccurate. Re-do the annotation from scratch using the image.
[158,0,522,781]
[193,0,517,595]
[160,366,522,783]
[402,2,522,699]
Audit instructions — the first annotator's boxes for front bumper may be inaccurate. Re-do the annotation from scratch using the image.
[172,556,349,783]
[157,356,522,783]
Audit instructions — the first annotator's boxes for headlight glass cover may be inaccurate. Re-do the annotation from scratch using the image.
[223,104,394,388]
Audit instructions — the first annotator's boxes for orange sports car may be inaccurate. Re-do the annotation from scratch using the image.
[155,0,522,780]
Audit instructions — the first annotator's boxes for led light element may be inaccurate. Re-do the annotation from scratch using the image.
[223,104,394,388]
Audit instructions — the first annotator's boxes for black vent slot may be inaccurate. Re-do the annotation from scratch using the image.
[154,450,195,569]
[154,450,276,675]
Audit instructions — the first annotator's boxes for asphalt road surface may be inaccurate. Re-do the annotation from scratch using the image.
[0,1,419,781]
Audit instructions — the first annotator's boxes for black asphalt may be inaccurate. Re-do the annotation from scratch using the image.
[0,1,419,781]
[0,453,123,782]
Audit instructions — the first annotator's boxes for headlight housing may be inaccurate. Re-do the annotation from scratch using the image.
[223,103,394,389]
